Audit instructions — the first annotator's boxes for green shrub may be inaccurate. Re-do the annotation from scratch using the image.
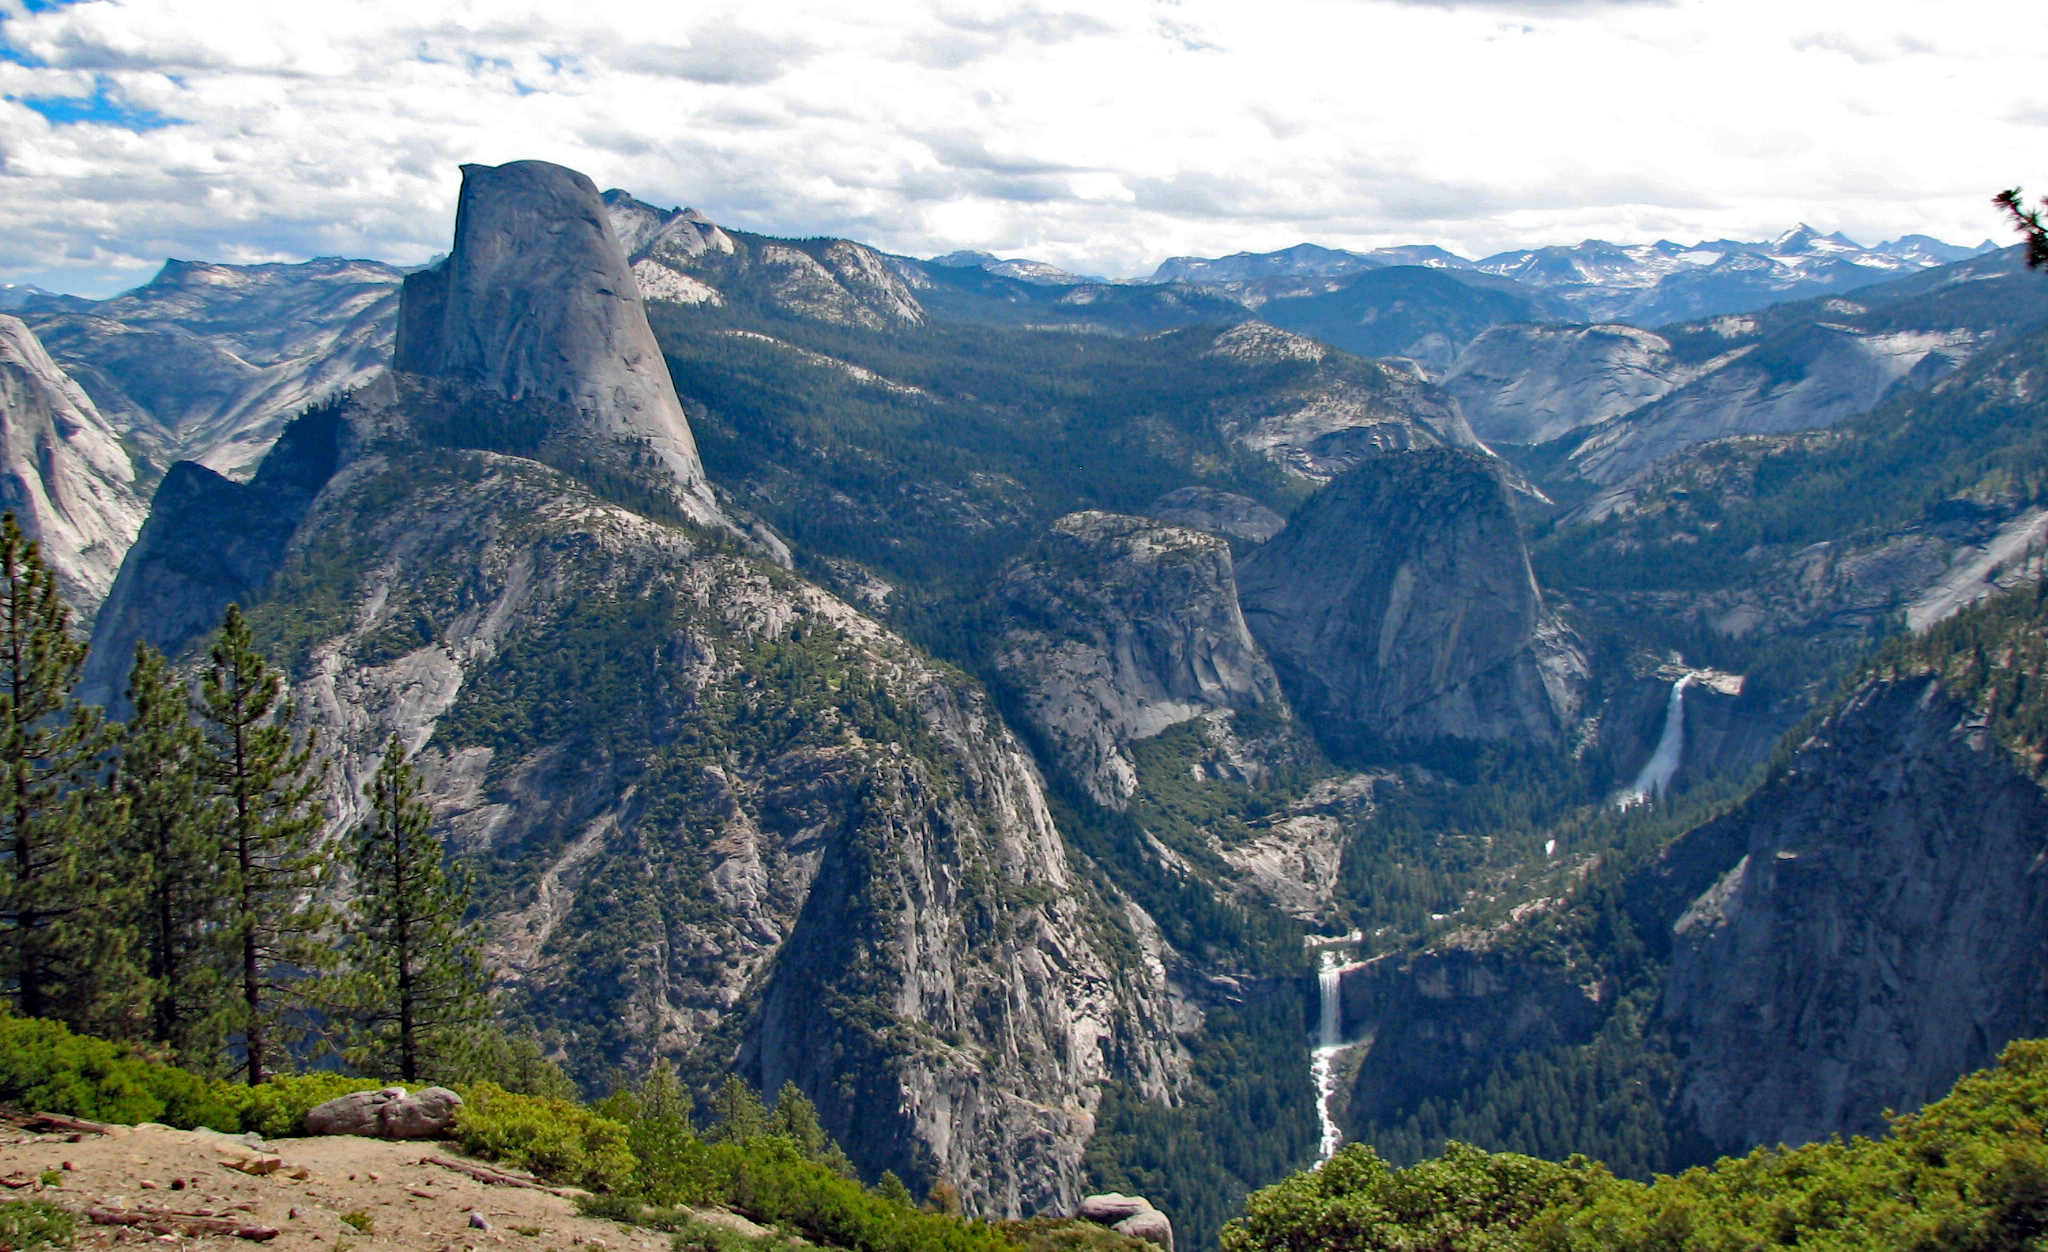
[667,1216,808,1252]
[0,1016,238,1130]
[452,1083,636,1190]
[0,1199,76,1251]
[234,1073,389,1140]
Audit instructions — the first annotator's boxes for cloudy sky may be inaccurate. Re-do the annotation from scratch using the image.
[1,0,2043,295]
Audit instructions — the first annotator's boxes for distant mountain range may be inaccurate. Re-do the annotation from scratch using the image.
[1140,225,1996,327]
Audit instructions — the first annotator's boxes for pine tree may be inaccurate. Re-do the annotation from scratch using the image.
[337,734,490,1082]
[877,1171,915,1208]
[0,514,132,1029]
[114,642,228,1063]
[707,1075,770,1141]
[768,1080,856,1176]
[196,603,329,1084]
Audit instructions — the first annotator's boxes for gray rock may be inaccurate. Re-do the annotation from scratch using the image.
[1659,674,2048,1153]
[304,1085,463,1139]
[1113,1210,1175,1251]
[80,401,344,709]
[1440,323,1686,447]
[1144,487,1285,543]
[24,257,402,480]
[1237,448,1584,746]
[992,511,1284,806]
[0,315,146,617]
[1077,1194,1152,1223]
[1567,323,1979,485]
[1077,1194,1173,1250]
[394,160,719,525]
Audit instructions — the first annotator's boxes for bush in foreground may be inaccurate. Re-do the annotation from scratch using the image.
[1222,1038,2048,1252]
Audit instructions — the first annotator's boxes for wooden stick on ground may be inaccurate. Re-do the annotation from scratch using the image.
[27,1112,116,1135]
[84,1208,280,1241]
[419,1155,577,1198]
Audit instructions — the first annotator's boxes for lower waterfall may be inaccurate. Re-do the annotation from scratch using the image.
[1310,949,1351,1161]
[1621,673,1692,806]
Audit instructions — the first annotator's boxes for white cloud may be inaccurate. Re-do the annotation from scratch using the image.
[0,0,2043,293]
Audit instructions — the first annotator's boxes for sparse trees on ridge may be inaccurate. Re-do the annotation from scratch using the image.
[114,641,230,1067]
[194,603,333,1085]
[334,733,490,1083]
[0,512,507,1087]
[0,515,133,1032]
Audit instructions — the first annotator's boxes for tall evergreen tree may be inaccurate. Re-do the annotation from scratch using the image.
[768,1080,856,1176]
[707,1075,770,1141]
[337,734,490,1082]
[0,514,132,1029]
[115,641,228,1062]
[195,603,329,1084]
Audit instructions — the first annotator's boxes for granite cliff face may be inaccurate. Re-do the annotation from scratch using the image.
[1567,322,1981,484]
[25,257,401,478]
[1440,323,1688,447]
[991,511,1283,806]
[1658,674,2048,1152]
[395,160,720,525]
[1143,486,1285,543]
[1236,449,1585,746]
[0,315,146,614]
[80,400,344,707]
[1207,323,1486,481]
[247,425,1181,1218]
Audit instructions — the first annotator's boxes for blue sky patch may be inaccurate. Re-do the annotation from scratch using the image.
[14,75,180,131]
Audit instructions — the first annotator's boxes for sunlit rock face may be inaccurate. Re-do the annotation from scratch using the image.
[1237,448,1584,746]
[992,510,1284,806]
[394,159,720,525]
[0,314,146,617]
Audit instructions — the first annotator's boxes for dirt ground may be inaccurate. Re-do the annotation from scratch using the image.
[0,1124,681,1252]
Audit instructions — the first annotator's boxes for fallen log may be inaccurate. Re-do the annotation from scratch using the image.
[85,1208,280,1241]
[420,1155,575,1198]
[29,1112,115,1135]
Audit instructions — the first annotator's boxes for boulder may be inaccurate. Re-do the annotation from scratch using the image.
[1077,1194,1151,1224]
[1114,1210,1175,1251]
[304,1086,464,1139]
[1077,1193,1174,1250]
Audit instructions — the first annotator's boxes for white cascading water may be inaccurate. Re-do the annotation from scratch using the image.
[1620,673,1693,807]
[1309,949,1349,1161]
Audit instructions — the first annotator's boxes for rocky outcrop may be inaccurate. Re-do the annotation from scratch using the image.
[304,1086,463,1139]
[1077,1194,1174,1250]
[1144,487,1285,543]
[1236,449,1585,746]
[1217,339,1486,482]
[80,399,346,707]
[26,257,401,479]
[1658,674,2048,1153]
[1569,323,1981,484]
[0,315,146,615]
[394,160,720,525]
[1440,323,1688,446]
[992,511,1283,806]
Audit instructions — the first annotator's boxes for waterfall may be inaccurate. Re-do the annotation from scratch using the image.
[1621,674,1692,806]
[1309,950,1350,1162]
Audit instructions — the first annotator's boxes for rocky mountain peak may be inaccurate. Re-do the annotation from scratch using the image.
[395,160,718,522]
[1237,448,1585,746]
